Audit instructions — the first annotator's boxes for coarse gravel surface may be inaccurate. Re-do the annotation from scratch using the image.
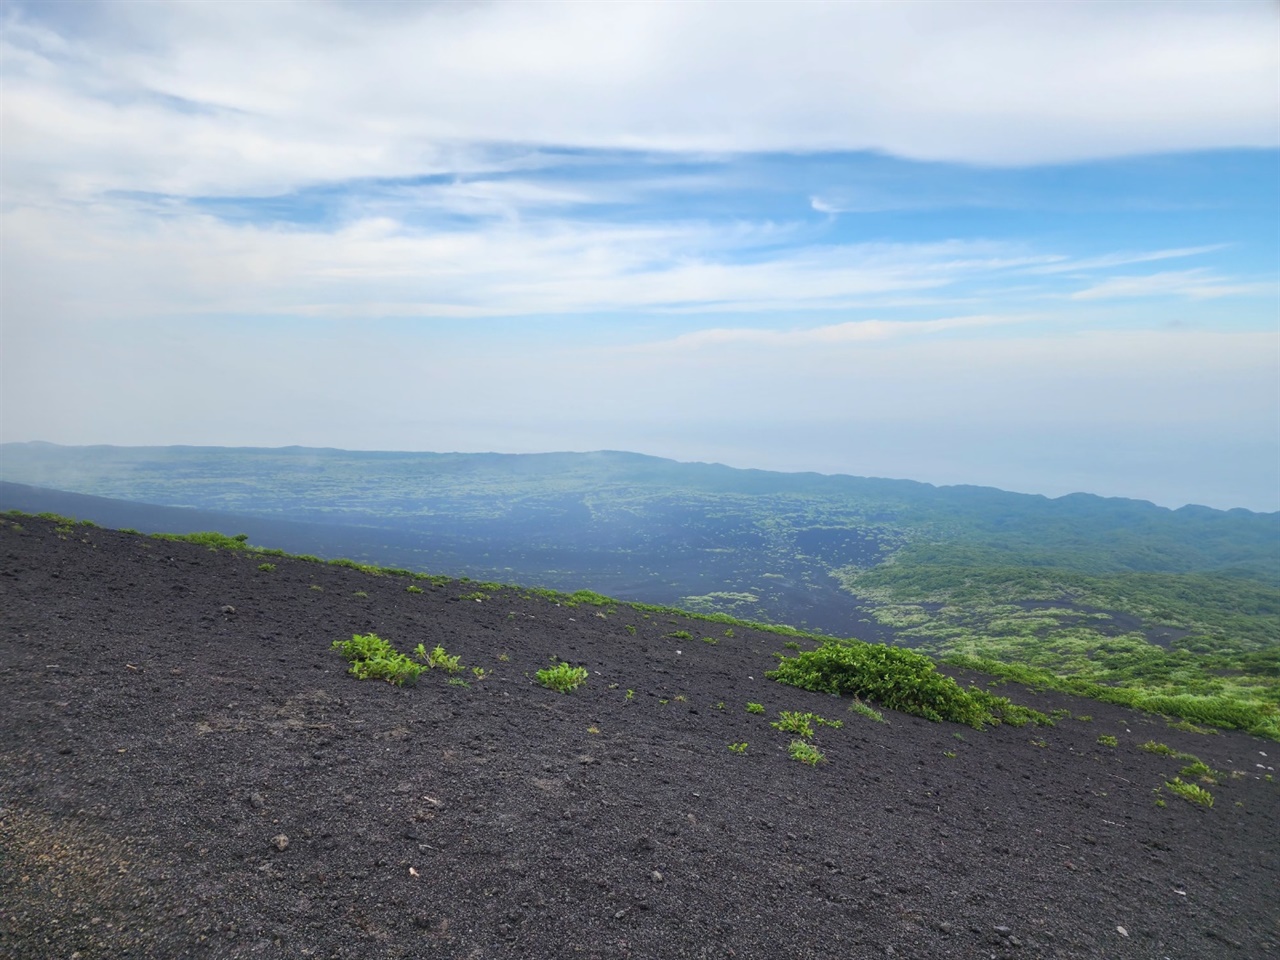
[1,516,1277,959]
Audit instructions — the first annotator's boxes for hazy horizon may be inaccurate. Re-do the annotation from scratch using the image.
[3,2,1277,512]
[2,438,1273,515]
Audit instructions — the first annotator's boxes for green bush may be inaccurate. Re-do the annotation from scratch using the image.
[766,640,1047,728]
[332,633,424,686]
[537,662,588,693]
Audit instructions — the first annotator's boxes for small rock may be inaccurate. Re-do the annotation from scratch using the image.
[650,870,664,883]
[1117,926,1129,938]
[221,605,236,615]
[994,926,1012,936]
[271,834,289,852]
[249,792,265,809]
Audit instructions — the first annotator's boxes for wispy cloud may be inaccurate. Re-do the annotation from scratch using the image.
[1070,269,1275,301]
[648,315,1029,351]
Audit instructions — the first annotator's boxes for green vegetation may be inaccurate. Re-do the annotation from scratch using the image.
[406,584,424,594]
[770,711,843,738]
[415,643,463,674]
[728,742,748,754]
[849,700,886,723]
[944,654,1278,740]
[332,633,425,686]
[839,548,1280,739]
[1097,734,1118,747]
[746,702,765,715]
[667,630,693,640]
[257,562,275,572]
[767,640,1050,728]
[1164,777,1214,808]
[787,740,825,766]
[1179,760,1219,783]
[536,662,588,693]
[771,711,815,738]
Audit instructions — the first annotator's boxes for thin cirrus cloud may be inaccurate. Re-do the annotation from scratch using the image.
[1070,269,1276,301]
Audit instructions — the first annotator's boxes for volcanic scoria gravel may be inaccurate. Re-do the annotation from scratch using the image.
[1,516,1277,958]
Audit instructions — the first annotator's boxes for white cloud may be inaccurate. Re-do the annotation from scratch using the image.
[2,197,1071,323]
[1071,269,1275,300]
[649,314,1028,351]
[2,0,1276,201]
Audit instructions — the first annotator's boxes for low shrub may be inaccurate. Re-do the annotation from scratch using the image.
[537,662,588,693]
[767,640,1048,728]
[332,633,424,686]
[1165,777,1214,808]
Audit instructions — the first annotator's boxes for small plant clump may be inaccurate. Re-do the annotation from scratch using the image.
[415,643,463,673]
[849,700,886,723]
[667,630,693,640]
[728,742,748,754]
[406,585,424,594]
[257,562,275,572]
[772,711,815,738]
[787,740,825,766]
[537,662,589,693]
[1097,735,1118,747]
[746,702,765,715]
[332,633,425,686]
[771,711,843,739]
[1180,760,1220,784]
[1165,777,1214,808]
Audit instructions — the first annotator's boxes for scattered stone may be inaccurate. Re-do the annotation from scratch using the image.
[1117,926,1129,938]
[249,792,265,809]
[221,605,236,615]
[650,870,664,883]
[271,834,289,852]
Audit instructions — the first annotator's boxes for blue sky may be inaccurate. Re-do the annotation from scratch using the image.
[2,1,1278,510]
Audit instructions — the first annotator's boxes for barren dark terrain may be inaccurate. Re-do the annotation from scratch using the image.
[1,516,1277,959]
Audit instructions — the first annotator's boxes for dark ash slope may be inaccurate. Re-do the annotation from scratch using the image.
[1,518,1276,959]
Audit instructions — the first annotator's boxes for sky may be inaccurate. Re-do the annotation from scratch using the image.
[1,1,1278,511]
